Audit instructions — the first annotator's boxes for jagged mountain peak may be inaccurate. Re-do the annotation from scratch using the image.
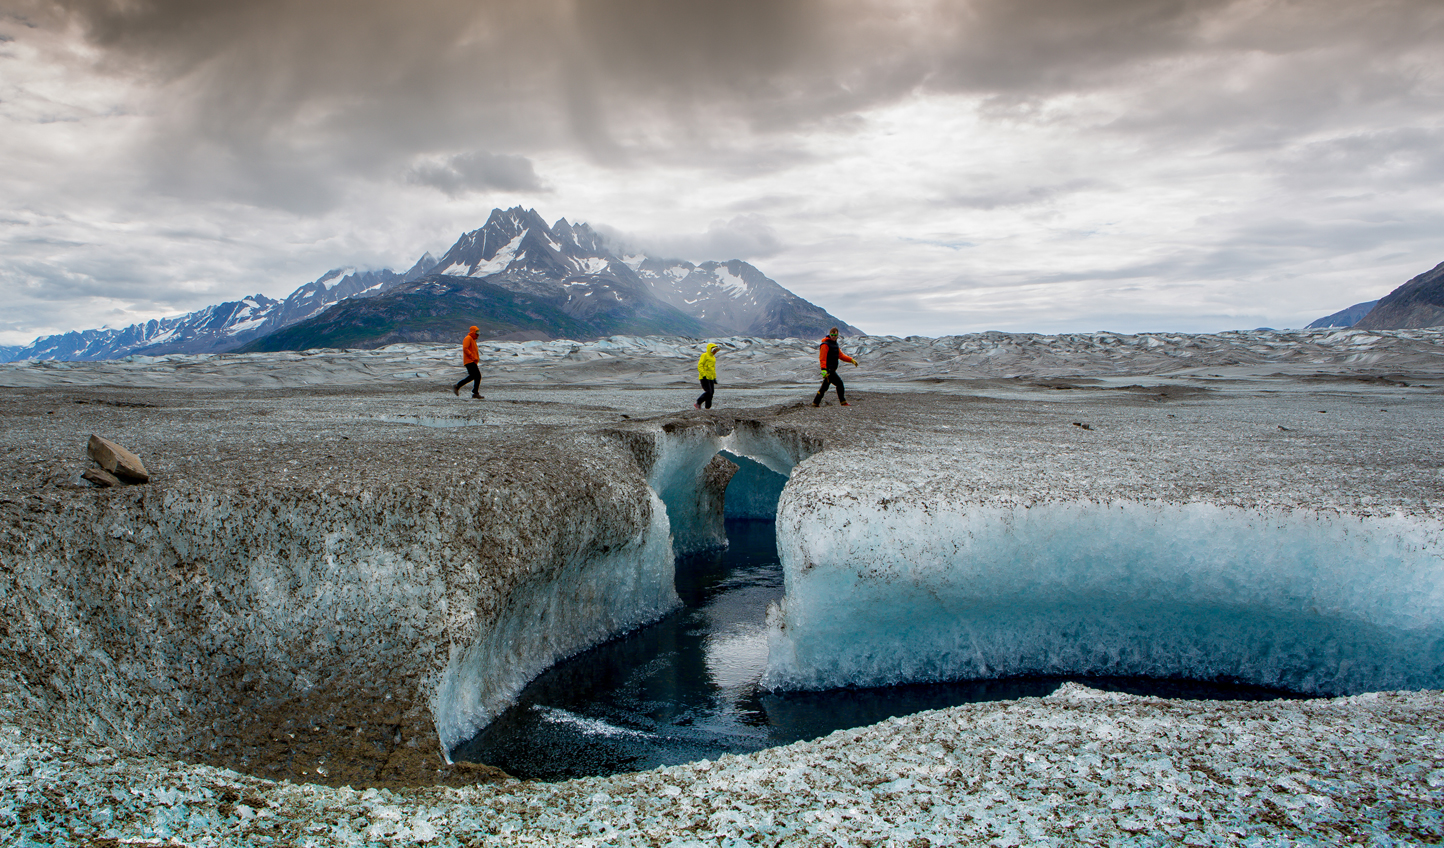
[404,252,438,281]
[3,208,860,362]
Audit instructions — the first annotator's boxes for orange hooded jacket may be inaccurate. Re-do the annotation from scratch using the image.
[463,328,480,364]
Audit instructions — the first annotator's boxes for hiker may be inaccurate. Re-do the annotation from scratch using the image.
[813,327,859,407]
[695,343,721,409]
[452,325,484,399]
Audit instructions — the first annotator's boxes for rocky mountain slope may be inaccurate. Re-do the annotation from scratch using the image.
[1305,300,1378,329]
[1353,260,1444,330]
[244,207,857,351]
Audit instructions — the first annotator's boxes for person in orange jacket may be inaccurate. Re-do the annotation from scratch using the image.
[452,325,484,399]
[813,327,859,407]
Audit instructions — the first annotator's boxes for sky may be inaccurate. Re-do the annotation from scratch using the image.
[2,0,1442,344]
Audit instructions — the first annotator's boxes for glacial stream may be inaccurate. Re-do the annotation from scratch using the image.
[451,518,1305,781]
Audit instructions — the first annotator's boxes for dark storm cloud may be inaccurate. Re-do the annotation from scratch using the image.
[407,151,547,196]
[17,0,1441,212]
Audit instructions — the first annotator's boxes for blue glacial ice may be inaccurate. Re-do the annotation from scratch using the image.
[765,498,1444,694]
[431,489,678,753]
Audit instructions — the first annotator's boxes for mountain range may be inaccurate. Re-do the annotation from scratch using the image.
[0,208,859,362]
[1308,261,1444,330]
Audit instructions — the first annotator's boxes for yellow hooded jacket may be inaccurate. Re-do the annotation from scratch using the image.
[697,344,719,381]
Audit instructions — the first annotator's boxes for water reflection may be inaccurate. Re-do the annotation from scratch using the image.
[451,519,1303,781]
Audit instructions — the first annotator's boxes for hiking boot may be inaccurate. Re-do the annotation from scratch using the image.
[452,385,460,396]
[472,394,483,399]
[840,402,850,406]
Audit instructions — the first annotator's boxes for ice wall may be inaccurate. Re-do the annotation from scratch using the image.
[765,498,1444,695]
[640,419,814,553]
[432,491,676,752]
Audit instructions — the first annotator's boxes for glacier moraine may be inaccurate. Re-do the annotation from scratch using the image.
[2,329,1443,846]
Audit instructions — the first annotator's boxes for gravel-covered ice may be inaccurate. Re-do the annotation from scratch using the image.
[2,328,1443,845]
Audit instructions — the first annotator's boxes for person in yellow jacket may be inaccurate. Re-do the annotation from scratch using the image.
[452,325,484,399]
[694,343,721,409]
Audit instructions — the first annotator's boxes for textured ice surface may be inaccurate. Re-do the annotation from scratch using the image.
[3,332,1443,844]
[432,489,678,752]
[5,326,1443,389]
[4,685,1442,845]
[767,499,1444,694]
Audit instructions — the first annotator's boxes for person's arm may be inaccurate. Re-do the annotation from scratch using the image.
[840,351,858,366]
[818,343,828,374]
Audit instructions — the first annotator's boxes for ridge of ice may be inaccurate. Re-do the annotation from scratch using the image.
[765,496,1444,694]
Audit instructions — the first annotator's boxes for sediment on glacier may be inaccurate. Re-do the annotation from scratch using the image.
[0,388,822,787]
[3,375,1443,795]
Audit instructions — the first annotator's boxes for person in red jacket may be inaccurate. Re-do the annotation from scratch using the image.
[813,327,859,407]
[452,326,484,399]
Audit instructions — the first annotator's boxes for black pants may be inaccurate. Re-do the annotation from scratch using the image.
[814,371,845,404]
[697,378,716,409]
[455,362,481,395]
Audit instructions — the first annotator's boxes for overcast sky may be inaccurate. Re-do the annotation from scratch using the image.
[3,0,1442,344]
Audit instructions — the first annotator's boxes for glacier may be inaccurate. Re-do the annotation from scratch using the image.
[1,328,1442,845]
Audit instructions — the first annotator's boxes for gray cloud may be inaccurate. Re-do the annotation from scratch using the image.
[407,151,547,196]
[604,214,784,263]
[17,0,1436,210]
[940,179,1108,211]
[4,0,1443,342]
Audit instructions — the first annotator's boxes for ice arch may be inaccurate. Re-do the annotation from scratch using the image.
[764,495,1444,696]
[644,419,814,554]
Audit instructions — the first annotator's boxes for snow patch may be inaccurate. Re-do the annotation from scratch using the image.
[713,267,750,298]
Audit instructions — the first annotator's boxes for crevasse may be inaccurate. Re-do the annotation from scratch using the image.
[436,420,808,752]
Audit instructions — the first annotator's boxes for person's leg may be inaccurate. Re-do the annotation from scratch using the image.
[696,379,709,409]
[813,375,830,406]
[701,379,716,409]
[833,373,846,405]
[465,363,482,397]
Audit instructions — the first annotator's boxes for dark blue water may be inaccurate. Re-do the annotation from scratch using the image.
[451,519,1302,781]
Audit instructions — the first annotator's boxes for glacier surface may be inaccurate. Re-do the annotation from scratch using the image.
[1,329,1442,844]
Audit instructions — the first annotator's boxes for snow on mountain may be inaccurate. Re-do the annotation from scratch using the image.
[1,259,435,363]
[634,257,863,338]
[4,204,858,362]
[426,206,858,340]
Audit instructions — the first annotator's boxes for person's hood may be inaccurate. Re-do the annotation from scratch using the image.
[468,326,479,334]
[707,343,719,353]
